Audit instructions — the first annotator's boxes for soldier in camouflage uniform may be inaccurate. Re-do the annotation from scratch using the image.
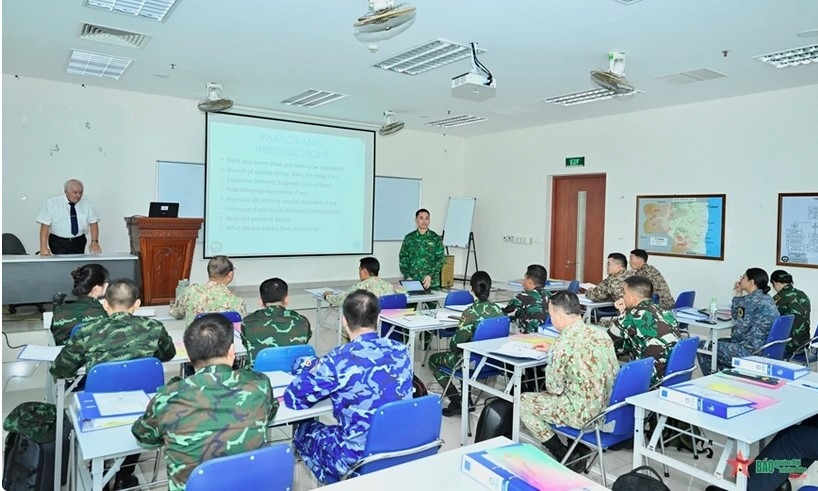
[429,271,505,417]
[324,257,395,306]
[51,263,108,345]
[503,264,551,333]
[132,314,277,491]
[283,290,412,484]
[170,255,246,326]
[520,292,618,467]
[608,276,680,385]
[242,277,311,367]
[50,278,176,489]
[630,249,676,310]
[698,268,780,375]
[585,252,635,303]
[771,270,812,355]
[399,208,445,290]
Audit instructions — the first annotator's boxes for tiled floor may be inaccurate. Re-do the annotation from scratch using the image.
[4,296,818,490]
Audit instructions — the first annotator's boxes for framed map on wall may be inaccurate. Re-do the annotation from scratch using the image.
[635,194,726,261]
[777,193,818,269]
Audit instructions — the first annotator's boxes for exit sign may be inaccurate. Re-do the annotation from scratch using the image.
[565,156,585,167]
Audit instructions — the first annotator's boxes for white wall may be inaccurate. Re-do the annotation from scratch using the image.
[1,75,466,286]
[464,84,818,314]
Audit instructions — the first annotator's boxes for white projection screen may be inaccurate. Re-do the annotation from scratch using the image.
[204,112,376,257]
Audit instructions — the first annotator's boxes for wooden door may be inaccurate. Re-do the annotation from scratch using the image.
[550,175,606,283]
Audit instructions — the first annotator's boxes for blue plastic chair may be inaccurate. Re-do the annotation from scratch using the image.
[379,293,409,340]
[341,395,444,480]
[753,314,794,360]
[652,294,660,304]
[673,291,696,336]
[567,280,580,294]
[789,324,818,370]
[69,322,84,339]
[253,345,316,372]
[422,290,474,366]
[85,357,165,393]
[194,310,242,323]
[186,443,294,491]
[553,357,654,488]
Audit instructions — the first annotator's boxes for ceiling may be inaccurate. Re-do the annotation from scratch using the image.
[3,0,818,136]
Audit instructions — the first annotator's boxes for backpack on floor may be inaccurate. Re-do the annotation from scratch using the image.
[611,465,670,491]
[474,398,513,443]
[2,402,69,491]
[412,375,428,398]
[645,413,714,459]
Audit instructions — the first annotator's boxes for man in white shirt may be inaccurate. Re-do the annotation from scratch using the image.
[36,179,101,255]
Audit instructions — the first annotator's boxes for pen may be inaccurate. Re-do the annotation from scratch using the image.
[800,383,818,390]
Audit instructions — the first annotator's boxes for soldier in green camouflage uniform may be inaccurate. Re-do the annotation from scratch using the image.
[429,271,505,416]
[51,263,109,345]
[50,278,176,379]
[520,292,618,466]
[399,208,445,290]
[170,255,246,326]
[608,276,680,385]
[771,270,812,355]
[242,277,311,367]
[132,314,278,491]
[585,252,635,303]
[630,249,676,310]
[503,264,551,333]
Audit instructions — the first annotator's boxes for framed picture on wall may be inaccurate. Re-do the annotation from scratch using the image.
[634,194,726,261]
[776,193,818,269]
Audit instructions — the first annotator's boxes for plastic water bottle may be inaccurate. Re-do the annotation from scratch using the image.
[709,297,718,323]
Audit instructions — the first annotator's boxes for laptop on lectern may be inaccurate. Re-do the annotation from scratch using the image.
[400,280,431,295]
[148,202,180,218]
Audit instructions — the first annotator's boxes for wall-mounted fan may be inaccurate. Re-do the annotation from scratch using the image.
[378,111,405,136]
[197,83,234,112]
[590,52,636,95]
[354,0,416,42]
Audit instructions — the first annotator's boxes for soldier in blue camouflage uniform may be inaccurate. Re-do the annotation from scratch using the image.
[503,264,551,333]
[698,268,780,375]
[608,276,680,385]
[399,208,445,290]
[241,277,311,367]
[133,314,277,491]
[429,271,505,416]
[50,278,176,490]
[283,290,412,484]
[51,263,109,345]
[771,270,812,355]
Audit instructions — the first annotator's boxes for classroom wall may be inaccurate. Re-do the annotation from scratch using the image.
[464,83,818,316]
[1,75,467,286]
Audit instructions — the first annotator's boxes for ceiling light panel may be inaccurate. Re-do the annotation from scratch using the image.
[654,68,727,85]
[426,115,487,128]
[280,89,348,108]
[754,44,818,68]
[66,49,133,79]
[541,88,617,106]
[84,0,179,22]
[374,39,487,76]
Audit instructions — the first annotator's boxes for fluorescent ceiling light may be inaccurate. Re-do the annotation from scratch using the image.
[541,88,617,107]
[374,39,486,76]
[84,0,179,22]
[426,115,487,128]
[66,49,133,79]
[280,89,348,108]
[754,44,818,68]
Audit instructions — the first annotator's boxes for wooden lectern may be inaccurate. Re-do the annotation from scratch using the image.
[126,217,203,306]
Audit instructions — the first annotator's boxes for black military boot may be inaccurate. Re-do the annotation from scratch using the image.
[442,396,462,417]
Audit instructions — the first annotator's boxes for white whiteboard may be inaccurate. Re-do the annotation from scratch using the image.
[443,197,476,247]
[156,161,205,218]
[374,176,422,241]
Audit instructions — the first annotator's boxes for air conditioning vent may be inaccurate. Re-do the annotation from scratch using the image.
[79,23,151,49]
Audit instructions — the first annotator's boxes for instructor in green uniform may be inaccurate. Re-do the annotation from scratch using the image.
[399,208,445,290]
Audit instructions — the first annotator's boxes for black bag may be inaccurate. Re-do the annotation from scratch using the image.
[412,375,428,398]
[2,418,69,491]
[474,398,513,443]
[611,465,670,491]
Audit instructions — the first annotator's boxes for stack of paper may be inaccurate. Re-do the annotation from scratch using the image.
[491,341,548,360]
[445,303,472,313]
[675,307,709,322]
[392,315,442,327]
[17,344,63,362]
[74,391,151,432]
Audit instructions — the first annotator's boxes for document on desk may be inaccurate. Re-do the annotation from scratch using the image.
[133,307,156,317]
[445,303,472,313]
[491,341,548,360]
[17,344,63,362]
[305,287,341,297]
[579,282,596,290]
[436,310,461,321]
[74,390,151,432]
[390,315,443,327]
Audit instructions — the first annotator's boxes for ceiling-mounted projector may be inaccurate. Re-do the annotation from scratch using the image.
[451,42,495,101]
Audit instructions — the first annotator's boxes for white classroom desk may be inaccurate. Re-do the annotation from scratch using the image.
[628,372,818,491]
[577,294,615,322]
[379,309,459,367]
[319,436,515,491]
[497,280,570,293]
[678,313,736,374]
[69,372,333,491]
[458,336,552,446]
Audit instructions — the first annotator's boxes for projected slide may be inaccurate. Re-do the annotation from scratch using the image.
[204,113,375,257]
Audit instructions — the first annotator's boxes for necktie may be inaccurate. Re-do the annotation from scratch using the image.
[69,202,79,236]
